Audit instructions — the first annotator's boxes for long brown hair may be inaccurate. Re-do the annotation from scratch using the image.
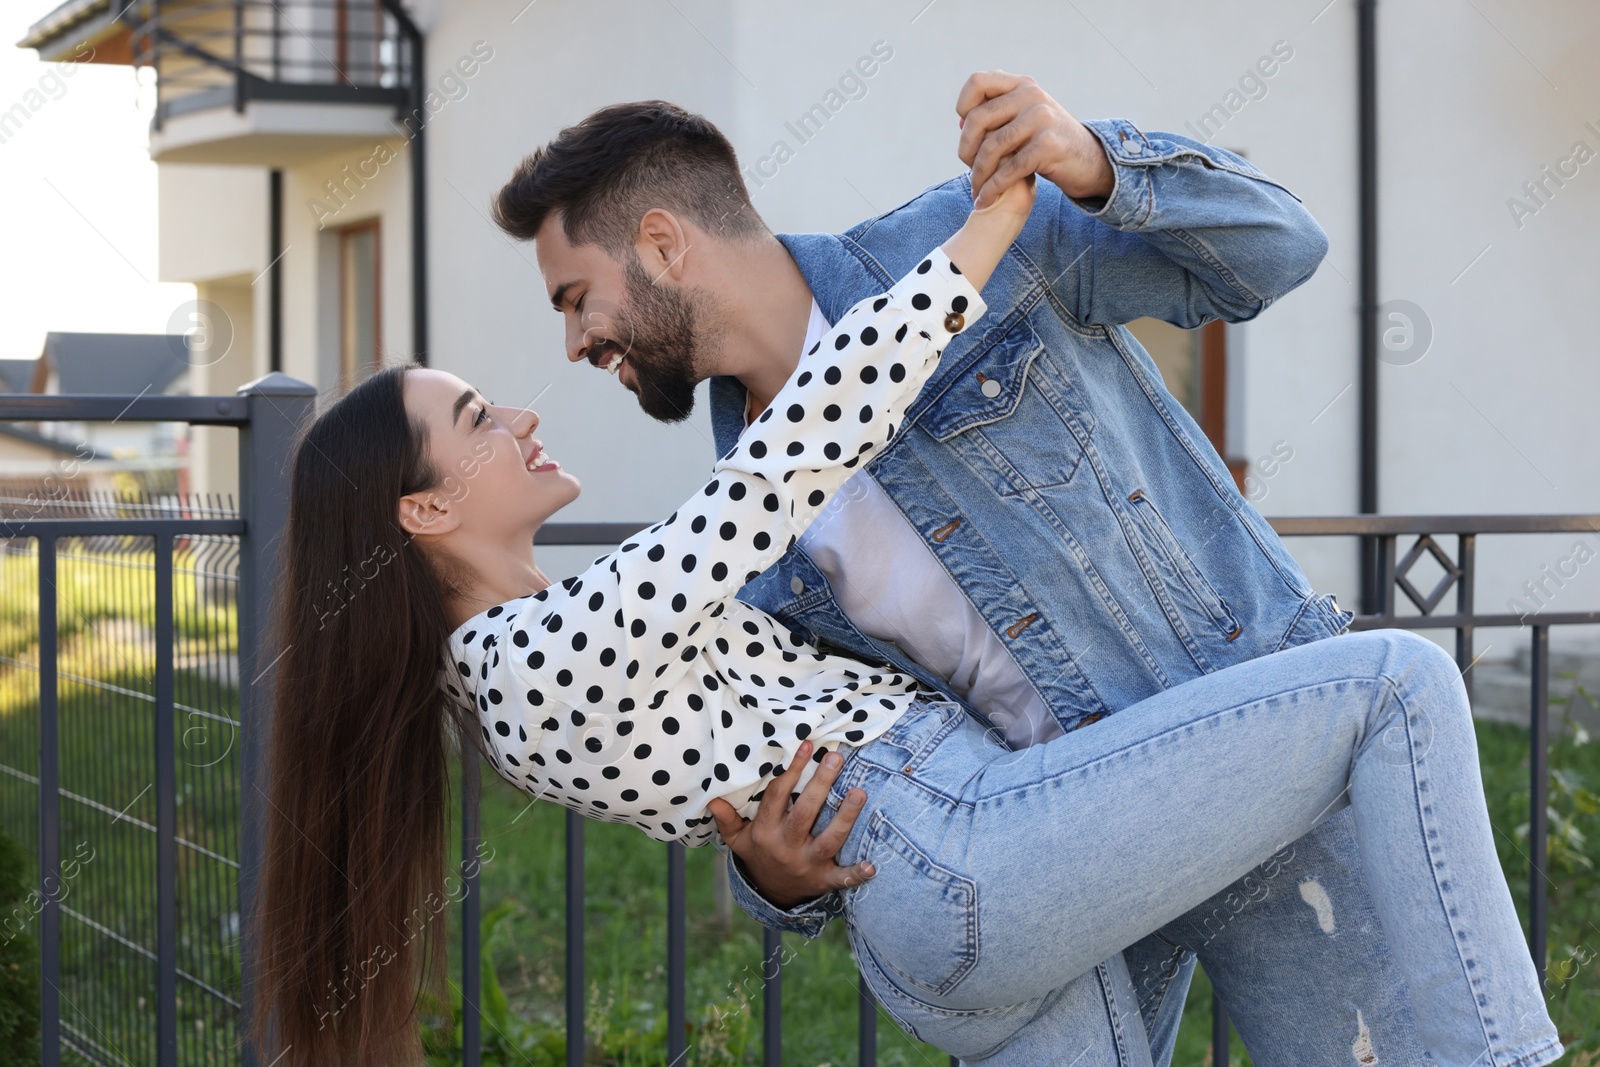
[245,364,492,1066]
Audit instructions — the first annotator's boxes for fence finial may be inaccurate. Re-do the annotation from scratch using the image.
[237,372,316,398]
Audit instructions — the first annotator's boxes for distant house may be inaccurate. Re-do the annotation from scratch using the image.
[27,332,191,467]
[1,360,63,476]
[0,334,192,510]
[32,331,189,396]
[0,420,82,474]
[0,360,38,395]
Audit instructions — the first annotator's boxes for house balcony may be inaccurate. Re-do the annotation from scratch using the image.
[21,0,416,165]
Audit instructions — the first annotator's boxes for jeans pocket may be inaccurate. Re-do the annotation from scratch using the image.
[852,924,1039,1061]
[845,810,978,998]
[849,927,931,1042]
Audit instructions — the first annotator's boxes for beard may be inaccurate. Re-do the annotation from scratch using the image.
[609,255,714,424]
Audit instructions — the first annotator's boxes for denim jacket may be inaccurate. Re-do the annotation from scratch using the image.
[712,117,1354,936]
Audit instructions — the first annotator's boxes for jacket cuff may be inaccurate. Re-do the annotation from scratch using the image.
[1071,117,1162,226]
[726,851,842,939]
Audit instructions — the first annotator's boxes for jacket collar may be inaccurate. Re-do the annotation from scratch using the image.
[708,231,890,457]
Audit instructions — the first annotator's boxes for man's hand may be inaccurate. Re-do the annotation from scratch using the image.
[956,70,1115,208]
[707,740,876,910]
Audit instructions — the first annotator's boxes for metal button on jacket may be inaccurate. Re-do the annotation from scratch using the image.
[790,576,805,595]
[980,378,1002,398]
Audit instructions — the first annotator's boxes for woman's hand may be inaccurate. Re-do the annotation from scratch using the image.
[941,172,1035,292]
[970,169,1037,228]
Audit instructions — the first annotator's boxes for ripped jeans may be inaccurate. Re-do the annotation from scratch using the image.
[815,629,1563,1067]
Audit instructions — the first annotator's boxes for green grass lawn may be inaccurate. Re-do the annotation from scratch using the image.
[1478,709,1600,1059]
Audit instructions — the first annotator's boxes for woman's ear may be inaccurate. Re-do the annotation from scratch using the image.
[635,207,690,282]
[397,491,458,539]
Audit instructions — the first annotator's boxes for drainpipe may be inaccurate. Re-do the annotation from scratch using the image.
[382,0,429,367]
[268,169,283,374]
[1357,0,1380,613]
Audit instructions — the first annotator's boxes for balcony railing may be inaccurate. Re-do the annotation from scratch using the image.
[118,0,413,128]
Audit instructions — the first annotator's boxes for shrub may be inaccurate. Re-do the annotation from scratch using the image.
[0,828,40,1066]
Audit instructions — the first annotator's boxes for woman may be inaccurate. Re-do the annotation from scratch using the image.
[247,174,1560,1067]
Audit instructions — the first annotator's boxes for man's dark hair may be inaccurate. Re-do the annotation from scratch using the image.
[492,100,767,255]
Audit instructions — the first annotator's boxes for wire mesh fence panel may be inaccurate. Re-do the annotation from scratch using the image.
[0,538,42,926]
[0,491,244,1066]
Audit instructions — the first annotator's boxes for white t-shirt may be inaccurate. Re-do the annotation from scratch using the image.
[775,300,1063,750]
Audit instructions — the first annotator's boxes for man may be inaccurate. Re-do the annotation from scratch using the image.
[493,72,1428,1065]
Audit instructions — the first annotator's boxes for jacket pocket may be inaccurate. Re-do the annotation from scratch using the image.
[1125,488,1241,638]
[916,320,1097,496]
[845,810,978,998]
[918,320,1043,439]
[1275,592,1356,652]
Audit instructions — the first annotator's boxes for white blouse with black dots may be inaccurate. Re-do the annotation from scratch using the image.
[438,246,986,846]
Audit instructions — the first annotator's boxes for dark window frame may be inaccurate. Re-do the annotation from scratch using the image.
[337,218,382,393]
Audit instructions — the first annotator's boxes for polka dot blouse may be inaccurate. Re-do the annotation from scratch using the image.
[439,247,986,846]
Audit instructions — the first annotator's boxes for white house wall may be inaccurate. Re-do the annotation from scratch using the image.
[187,280,258,503]
[156,142,413,493]
[1372,2,1600,651]
[281,136,415,394]
[157,164,269,284]
[157,165,265,502]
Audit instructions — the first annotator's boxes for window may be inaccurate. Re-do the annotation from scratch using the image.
[338,220,381,392]
[1125,318,1245,490]
[334,0,385,85]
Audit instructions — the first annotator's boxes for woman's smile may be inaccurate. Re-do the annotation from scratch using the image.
[524,439,560,473]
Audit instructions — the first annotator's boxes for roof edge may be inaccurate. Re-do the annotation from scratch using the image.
[18,0,118,59]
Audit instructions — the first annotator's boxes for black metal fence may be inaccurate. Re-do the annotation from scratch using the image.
[1,377,310,1067]
[0,501,241,1064]
[2,381,1593,1065]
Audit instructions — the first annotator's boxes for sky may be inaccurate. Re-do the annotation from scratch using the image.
[0,8,195,366]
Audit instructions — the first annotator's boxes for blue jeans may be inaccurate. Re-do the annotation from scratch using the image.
[814,630,1562,1066]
